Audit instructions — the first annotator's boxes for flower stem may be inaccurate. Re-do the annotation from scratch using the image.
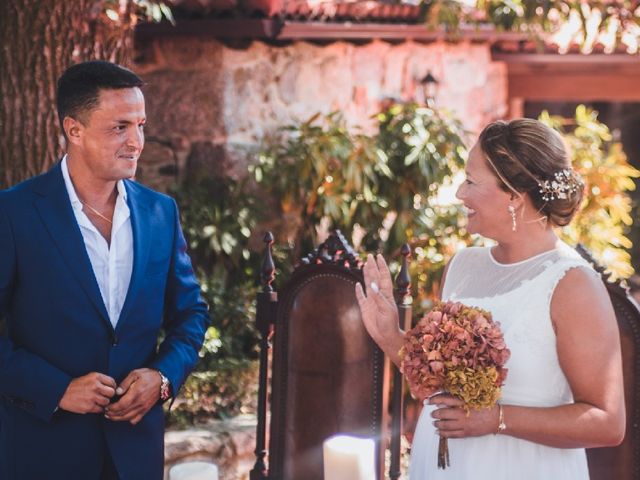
[437,436,450,469]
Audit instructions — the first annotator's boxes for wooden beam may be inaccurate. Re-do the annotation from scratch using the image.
[508,72,640,101]
[135,18,531,42]
[494,52,640,66]
[276,22,529,41]
[135,19,283,42]
[497,52,640,101]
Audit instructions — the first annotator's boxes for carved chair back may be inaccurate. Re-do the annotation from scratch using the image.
[251,232,390,480]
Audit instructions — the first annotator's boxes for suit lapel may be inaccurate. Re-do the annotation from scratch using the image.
[115,181,151,332]
[33,163,112,331]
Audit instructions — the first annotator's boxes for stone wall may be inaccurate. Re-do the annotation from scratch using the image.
[134,36,507,191]
[164,415,256,480]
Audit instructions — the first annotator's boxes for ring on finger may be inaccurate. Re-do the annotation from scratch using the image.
[369,282,379,293]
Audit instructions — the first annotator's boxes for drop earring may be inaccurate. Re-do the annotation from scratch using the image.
[508,205,517,232]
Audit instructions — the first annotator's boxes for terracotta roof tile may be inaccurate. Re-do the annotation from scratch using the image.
[163,0,639,54]
[168,0,424,22]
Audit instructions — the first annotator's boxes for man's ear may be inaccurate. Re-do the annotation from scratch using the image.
[63,116,83,146]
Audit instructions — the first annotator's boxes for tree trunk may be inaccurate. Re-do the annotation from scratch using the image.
[0,0,136,188]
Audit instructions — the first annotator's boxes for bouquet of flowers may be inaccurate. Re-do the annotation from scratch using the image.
[400,301,511,469]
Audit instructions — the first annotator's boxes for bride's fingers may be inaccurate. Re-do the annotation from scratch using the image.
[362,255,397,315]
[372,292,396,315]
[363,254,381,287]
[428,394,465,407]
[355,282,367,306]
[356,281,395,330]
[433,418,461,430]
[432,406,464,421]
[355,283,380,337]
[355,283,377,319]
[375,254,395,299]
[368,280,397,312]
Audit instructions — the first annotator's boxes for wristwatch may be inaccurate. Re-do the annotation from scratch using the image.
[158,371,171,402]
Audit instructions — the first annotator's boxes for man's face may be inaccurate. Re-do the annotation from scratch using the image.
[69,87,146,181]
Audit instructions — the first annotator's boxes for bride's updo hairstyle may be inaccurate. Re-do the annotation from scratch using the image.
[478,118,584,227]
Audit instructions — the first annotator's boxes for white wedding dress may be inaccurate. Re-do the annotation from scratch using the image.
[409,242,597,480]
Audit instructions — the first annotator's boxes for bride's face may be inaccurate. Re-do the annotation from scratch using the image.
[456,143,513,238]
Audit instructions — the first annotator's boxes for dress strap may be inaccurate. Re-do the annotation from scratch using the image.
[543,257,599,309]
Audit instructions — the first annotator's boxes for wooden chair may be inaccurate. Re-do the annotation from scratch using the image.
[578,246,640,480]
[250,231,411,480]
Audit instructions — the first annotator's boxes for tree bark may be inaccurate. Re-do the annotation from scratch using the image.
[0,0,136,188]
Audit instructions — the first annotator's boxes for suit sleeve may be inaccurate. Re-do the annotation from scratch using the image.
[149,199,209,395]
[0,195,72,422]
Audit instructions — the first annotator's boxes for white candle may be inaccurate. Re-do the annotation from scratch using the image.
[168,461,219,480]
[323,435,376,480]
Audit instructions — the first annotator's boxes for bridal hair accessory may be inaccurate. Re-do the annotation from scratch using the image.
[508,205,516,232]
[538,169,581,202]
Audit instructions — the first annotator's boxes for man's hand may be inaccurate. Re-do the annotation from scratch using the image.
[105,368,161,425]
[58,372,117,414]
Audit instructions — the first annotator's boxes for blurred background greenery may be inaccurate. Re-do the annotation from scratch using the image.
[167,102,639,425]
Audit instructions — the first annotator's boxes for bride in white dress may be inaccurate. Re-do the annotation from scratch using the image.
[356,118,626,479]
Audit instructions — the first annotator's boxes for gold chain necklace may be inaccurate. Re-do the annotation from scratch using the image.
[81,201,113,225]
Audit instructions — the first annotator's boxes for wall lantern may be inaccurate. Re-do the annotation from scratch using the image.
[419,71,439,106]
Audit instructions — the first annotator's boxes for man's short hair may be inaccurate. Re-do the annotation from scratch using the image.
[56,60,144,131]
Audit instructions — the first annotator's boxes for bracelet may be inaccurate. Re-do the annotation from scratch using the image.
[496,404,507,434]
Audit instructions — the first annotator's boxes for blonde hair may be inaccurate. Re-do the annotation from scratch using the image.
[478,118,584,227]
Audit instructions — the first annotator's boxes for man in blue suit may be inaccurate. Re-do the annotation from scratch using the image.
[0,61,209,479]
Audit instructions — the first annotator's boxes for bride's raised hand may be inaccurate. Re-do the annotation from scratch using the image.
[355,253,400,346]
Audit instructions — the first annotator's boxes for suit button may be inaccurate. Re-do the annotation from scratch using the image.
[112,335,118,346]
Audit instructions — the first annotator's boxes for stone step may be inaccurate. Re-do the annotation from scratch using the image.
[164,414,257,480]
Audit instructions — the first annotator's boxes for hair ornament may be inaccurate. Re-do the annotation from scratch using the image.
[538,169,581,202]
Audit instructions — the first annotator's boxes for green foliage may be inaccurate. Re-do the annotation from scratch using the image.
[175,176,259,285]
[172,104,470,423]
[173,103,638,426]
[371,104,471,311]
[250,112,391,259]
[540,106,640,279]
[133,1,175,23]
[197,277,260,366]
[254,105,471,314]
[474,0,556,31]
[167,359,259,427]
[102,0,174,24]
[423,0,466,31]
[168,177,262,423]
[422,0,640,50]
[370,103,469,253]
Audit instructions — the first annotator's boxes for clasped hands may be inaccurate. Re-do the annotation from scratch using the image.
[58,368,161,425]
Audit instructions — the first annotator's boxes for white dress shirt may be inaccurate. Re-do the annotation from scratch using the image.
[61,156,134,328]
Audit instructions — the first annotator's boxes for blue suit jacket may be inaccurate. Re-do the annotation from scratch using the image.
[0,163,209,479]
